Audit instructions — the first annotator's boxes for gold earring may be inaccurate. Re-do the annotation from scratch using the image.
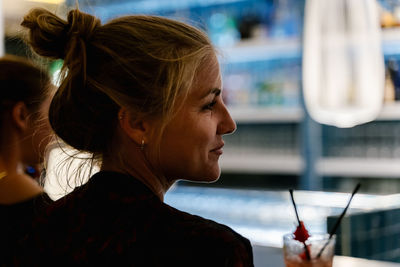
[119,110,125,120]
[141,139,145,150]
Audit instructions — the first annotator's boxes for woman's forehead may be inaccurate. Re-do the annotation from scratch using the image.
[191,69,221,100]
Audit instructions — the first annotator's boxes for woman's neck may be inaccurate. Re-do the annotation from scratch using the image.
[101,149,175,202]
[0,158,43,204]
[0,146,43,204]
[0,124,44,204]
[101,159,171,202]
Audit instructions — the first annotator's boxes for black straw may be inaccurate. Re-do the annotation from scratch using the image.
[289,189,311,261]
[317,183,361,258]
[289,189,300,223]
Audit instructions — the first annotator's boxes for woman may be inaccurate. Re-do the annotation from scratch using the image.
[20,8,253,266]
[0,55,53,265]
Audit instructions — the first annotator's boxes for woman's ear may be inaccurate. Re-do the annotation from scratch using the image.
[118,108,153,145]
[11,102,29,131]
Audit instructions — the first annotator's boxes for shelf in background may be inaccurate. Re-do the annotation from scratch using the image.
[227,102,400,123]
[376,102,400,120]
[83,0,252,21]
[220,38,302,63]
[219,28,400,64]
[228,106,303,123]
[316,157,400,178]
[382,28,400,57]
[220,154,304,174]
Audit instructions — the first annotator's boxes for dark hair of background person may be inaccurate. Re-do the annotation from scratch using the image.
[0,55,51,146]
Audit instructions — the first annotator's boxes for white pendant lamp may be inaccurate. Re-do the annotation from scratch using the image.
[303,0,385,128]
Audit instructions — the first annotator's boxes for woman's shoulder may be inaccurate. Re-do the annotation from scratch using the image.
[0,192,53,266]
[0,191,53,221]
[159,203,254,266]
[162,202,244,239]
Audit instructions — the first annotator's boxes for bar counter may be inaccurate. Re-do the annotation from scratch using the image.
[253,245,400,266]
[165,185,400,265]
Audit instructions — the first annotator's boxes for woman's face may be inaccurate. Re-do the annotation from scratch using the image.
[21,91,53,166]
[157,56,236,183]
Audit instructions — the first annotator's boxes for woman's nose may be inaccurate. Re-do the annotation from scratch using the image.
[218,104,236,135]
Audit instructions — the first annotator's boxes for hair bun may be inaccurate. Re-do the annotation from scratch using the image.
[22,8,100,60]
[65,9,101,49]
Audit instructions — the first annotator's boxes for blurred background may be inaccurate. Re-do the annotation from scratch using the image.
[3,0,400,264]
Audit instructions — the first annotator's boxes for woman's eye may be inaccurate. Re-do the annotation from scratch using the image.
[203,100,217,110]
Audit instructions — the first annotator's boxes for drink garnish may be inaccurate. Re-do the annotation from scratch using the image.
[289,189,311,260]
[294,220,310,243]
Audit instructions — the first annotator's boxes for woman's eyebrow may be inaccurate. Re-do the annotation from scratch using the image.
[201,88,221,99]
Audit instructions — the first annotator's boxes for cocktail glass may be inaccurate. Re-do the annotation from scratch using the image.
[283,233,336,267]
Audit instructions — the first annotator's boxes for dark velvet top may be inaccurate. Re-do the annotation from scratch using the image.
[0,192,53,266]
[15,171,254,266]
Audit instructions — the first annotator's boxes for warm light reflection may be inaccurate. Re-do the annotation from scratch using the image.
[44,146,97,200]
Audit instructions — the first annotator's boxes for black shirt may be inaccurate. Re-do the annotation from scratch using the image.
[0,192,53,266]
[16,171,254,266]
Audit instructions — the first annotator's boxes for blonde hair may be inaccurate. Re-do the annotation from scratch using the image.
[21,8,214,163]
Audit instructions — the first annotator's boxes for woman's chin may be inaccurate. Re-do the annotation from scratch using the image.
[197,172,221,183]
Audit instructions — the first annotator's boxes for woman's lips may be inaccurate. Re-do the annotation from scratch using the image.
[210,144,224,155]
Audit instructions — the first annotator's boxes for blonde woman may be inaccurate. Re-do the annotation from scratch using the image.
[19,8,253,266]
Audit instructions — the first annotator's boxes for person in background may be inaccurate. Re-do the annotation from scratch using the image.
[19,7,253,266]
[0,55,54,265]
